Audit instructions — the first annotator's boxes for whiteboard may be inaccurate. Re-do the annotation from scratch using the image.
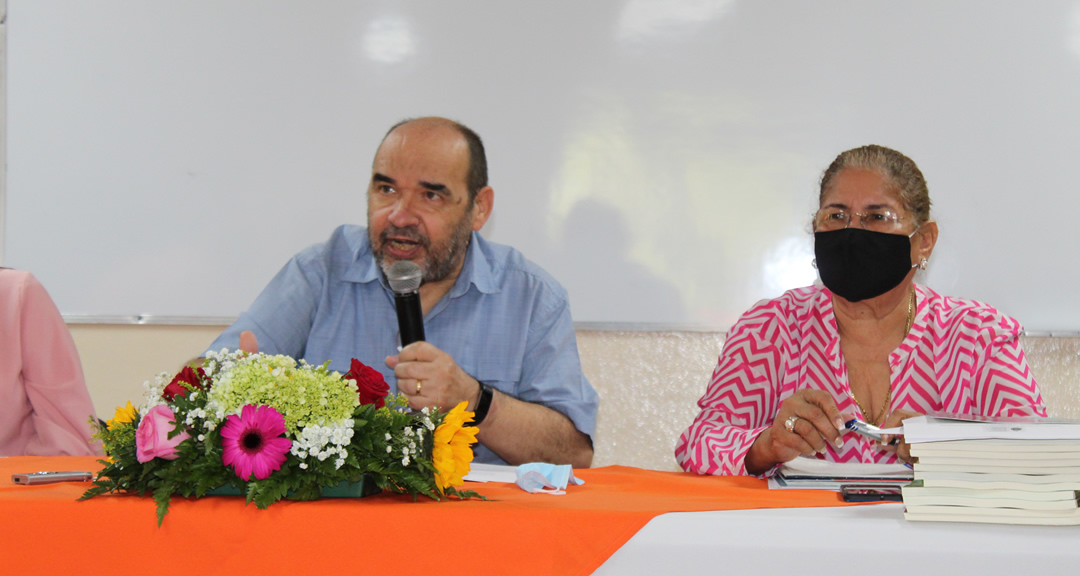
[5,1,1080,331]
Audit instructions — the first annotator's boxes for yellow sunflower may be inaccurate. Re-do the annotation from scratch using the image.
[106,401,138,430]
[432,401,479,493]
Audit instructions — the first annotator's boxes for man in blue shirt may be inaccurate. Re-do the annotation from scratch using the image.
[209,117,597,467]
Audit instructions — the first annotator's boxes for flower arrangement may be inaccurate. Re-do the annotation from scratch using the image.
[82,349,482,525]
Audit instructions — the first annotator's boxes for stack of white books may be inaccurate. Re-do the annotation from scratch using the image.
[901,414,1080,526]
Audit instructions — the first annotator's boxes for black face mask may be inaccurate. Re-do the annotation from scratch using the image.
[814,228,914,302]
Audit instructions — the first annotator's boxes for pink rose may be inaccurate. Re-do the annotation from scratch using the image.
[135,404,192,463]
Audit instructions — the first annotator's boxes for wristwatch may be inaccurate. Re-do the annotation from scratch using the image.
[472,382,494,426]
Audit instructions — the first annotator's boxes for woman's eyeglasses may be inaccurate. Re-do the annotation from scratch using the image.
[814,208,905,233]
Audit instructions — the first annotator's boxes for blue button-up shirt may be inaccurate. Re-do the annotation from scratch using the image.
[208,225,598,464]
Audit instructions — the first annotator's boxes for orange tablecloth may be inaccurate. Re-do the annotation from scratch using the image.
[1,457,856,575]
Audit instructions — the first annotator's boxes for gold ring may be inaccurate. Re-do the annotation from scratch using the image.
[784,416,799,432]
[416,380,423,395]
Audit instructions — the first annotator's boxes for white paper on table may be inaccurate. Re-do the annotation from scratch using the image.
[462,463,518,483]
[769,457,912,491]
[780,456,912,478]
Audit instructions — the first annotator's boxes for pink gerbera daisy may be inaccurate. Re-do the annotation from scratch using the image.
[220,405,292,481]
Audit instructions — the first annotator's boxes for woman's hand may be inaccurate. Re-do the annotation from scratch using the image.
[878,409,922,463]
[745,390,847,475]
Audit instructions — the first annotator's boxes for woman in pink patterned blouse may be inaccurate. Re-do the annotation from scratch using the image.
[676,145,1046,476]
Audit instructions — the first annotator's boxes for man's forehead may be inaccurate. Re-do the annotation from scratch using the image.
[372,123,469,181]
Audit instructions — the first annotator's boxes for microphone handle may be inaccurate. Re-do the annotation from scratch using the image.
[395,291,426,347]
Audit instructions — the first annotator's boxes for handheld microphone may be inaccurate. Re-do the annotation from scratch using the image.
[386,261,425,347]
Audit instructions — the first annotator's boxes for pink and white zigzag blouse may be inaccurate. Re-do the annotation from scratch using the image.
[675,283,1046,476]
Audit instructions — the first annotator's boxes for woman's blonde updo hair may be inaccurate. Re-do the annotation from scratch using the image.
[819,145,932,227]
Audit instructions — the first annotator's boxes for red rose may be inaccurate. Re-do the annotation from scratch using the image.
[346,359,388,408]
[162,366,208,401]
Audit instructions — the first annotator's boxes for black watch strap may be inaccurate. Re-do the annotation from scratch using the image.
[472,382,494,426]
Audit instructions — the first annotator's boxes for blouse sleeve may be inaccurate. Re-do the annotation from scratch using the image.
[971,314,1047,418]
[19,273,100,456]
[675,301,791,476]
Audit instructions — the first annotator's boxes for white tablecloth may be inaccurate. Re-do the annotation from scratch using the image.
[595,503,1079,575]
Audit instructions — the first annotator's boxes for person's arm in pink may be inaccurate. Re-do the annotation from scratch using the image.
[971,312,1047,418]
[675,308,788,476]
[1,271,99,456]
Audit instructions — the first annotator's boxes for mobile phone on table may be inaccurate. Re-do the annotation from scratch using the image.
[12,471,94,485]
[840,484,903,502]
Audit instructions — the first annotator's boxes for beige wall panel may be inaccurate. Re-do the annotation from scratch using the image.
[1023,337,1080,420]
[68,324,226,420]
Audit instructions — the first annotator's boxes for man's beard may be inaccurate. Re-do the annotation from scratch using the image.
[372,212,474,285]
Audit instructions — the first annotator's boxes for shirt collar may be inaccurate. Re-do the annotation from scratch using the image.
[343,231,383,286]
[342,229,500,297]
[448,231,500,298]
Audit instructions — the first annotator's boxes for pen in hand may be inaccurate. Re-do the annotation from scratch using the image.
[845,419,902,446]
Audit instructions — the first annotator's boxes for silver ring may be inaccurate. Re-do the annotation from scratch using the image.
[784,416,799,432]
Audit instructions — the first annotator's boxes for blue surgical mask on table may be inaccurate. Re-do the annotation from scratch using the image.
[515,463,585,495]
[814,228,917,302]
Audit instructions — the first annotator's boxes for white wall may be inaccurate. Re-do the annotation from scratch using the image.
[5,2,1080,331]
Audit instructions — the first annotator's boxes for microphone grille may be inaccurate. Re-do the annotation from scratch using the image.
[386,261,423,293]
